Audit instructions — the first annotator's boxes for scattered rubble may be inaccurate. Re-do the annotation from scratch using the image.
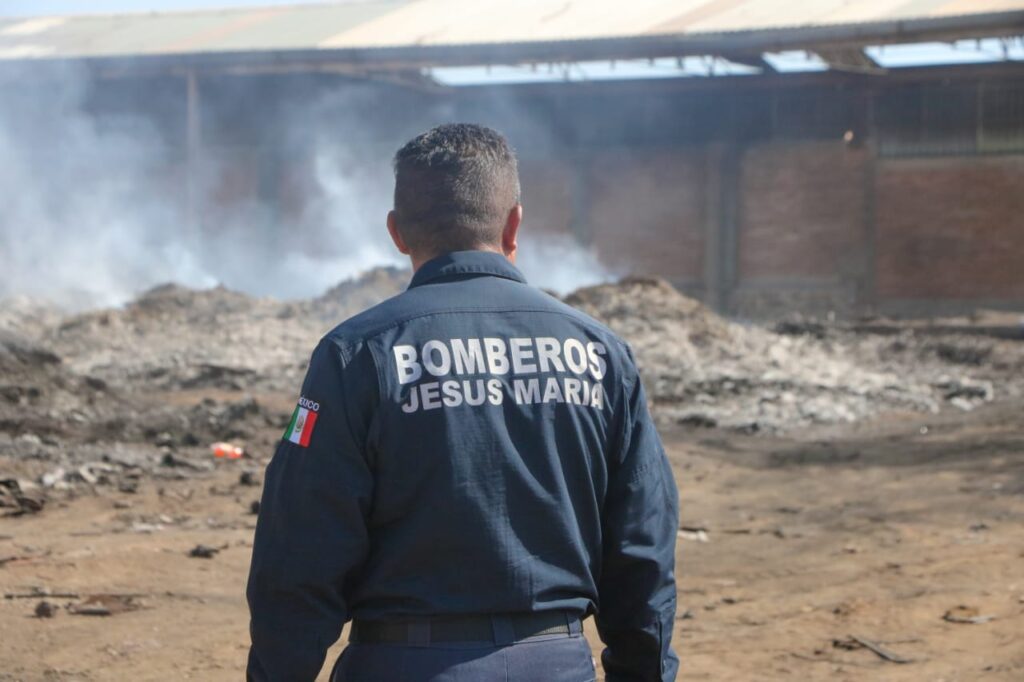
[0,330,113,438]
[833,635,916,664]
[677,527,710,543]
[5,587,79,600]
[0,478,45,517]
[943,605,996,624]
[567,278,1024,431]
[188,544,226,559]
[40,267,408,394]
[2,269,1023,517]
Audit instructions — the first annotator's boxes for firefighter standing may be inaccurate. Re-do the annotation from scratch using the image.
[246,123,679,681]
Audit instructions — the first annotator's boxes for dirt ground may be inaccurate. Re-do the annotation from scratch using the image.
[2,395,1022,681]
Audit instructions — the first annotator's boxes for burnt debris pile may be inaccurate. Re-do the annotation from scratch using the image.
[0,268,409,509]
[2,268,1023,506]
[566,278,1021,432]
[42,268,409,395]
[0,330,111,438]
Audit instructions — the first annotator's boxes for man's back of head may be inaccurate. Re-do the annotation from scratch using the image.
[389,123,521,263]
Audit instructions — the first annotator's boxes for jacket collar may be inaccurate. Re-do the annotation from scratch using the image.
[408,251,528,289]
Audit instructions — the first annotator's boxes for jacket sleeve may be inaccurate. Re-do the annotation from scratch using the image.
[246,337,377,682]
[596,355,680,682]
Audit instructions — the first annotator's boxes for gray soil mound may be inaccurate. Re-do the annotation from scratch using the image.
[0,268,409,489]
[3,268,1022,453]
[0,330,112,438]
[42,268,409,394]
[566,278,1019,431]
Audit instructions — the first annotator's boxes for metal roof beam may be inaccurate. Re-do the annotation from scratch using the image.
[0,10,1021,78]
[813,47,886,76]
[719,53,776,73]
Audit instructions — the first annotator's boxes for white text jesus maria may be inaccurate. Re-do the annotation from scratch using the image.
[392,336,608,385]
[399,376,605,413]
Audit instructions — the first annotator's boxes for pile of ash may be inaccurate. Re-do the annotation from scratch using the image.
[0,296,65,339]
[3,266,1023,470]
[0,267,410,509]
[0,330,112,439]
[40,267,409,394]
[565,278,1019,432]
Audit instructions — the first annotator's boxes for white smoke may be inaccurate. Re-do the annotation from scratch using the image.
[0,66,207,308]
[516,234,615,294]
[0,65,613,309]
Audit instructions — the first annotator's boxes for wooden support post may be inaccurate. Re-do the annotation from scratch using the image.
[569,152,592,246]
[185,69,201,232]
[703,143,740,314]
[861,91,879,314]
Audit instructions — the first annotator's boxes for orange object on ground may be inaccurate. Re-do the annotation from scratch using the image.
[211,442,244,459]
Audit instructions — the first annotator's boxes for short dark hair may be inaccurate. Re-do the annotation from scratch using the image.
[392,123,520,254]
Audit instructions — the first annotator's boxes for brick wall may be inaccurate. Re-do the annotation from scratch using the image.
[737,142,867,282]
[582,149,706,283]
[876,155,1024,300]
[518,156,574,238]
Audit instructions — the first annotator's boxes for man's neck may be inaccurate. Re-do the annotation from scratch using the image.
[409,245,508,272]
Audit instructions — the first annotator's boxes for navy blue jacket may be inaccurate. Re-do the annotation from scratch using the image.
[247,250,679,681]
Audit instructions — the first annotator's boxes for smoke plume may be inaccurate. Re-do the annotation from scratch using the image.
[0,65,612,310]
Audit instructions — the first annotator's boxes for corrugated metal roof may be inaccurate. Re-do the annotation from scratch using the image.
[0,0,1022,63]
[327,0,1024,48]
[0,2,409,59]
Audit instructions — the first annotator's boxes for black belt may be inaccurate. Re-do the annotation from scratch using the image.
[350,611,579,645]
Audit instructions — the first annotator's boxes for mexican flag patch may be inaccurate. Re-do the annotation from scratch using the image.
[283,397,319,446]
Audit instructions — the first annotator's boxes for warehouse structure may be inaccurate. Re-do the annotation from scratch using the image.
[2,1,1024,316]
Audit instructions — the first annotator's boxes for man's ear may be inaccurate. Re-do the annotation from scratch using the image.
[502,204,522,262]
[387,210,411,255]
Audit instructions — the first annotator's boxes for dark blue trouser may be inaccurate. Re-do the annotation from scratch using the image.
[331,622,596,681]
